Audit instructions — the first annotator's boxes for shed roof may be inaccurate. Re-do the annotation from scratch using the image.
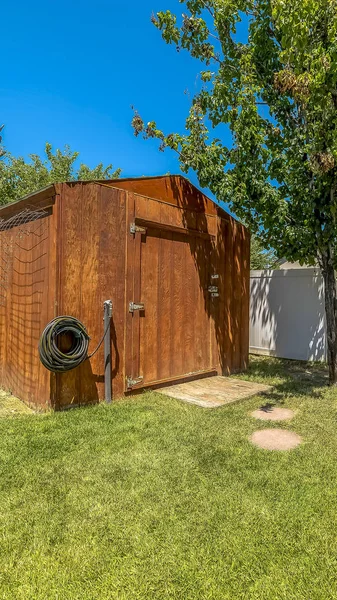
[0,174,234,222]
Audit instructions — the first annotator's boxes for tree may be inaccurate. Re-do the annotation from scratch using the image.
[132,0,337,383]
[250,234,278,269]
[0,142,121,204]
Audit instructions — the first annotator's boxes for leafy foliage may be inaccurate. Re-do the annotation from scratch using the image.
[133,0,337,268]
[250,234,278,269]
[134,0,337,381]
[0,142,121,204]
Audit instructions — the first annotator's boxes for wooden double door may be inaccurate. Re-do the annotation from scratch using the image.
[126,222,219,391]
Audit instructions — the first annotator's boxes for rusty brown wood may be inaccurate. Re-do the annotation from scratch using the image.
[140,227,160,383]
[124,191,136,390]
[131,205,143,385]
[0,202,56,409]
[222,218,233,375]
[101,186,127,400]
[183,235,195,375]
[157,231,172,381]
[56,183,83,408]
[0,186,57,221]
[240,224,250,370]
[134,217,216,239]
[0,176,250,410]
[127,368,218,392]
[106,175,219,216]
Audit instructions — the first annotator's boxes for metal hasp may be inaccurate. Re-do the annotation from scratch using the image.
[130,223,147,235]
[126,375,143,389]
[103,300,113,404]
[129,301,145,313]
[208,285,219,298]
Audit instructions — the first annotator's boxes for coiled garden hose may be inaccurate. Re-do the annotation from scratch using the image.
[38,316,90,373]
[38,314,111,373]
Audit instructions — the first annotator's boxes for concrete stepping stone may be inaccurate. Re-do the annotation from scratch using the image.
[251,407,295,421]
[250,428,301,451]
[157,376,272,408]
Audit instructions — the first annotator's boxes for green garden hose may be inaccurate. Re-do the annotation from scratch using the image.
[38,316,90,373]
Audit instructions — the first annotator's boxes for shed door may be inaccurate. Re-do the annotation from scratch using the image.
[126,223,218,390]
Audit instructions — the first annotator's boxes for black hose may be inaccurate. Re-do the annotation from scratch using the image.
[38,316,90,373]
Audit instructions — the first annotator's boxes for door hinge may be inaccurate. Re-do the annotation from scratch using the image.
[130,223,147,235]
[129,301,145,313]
[126,375,143,388]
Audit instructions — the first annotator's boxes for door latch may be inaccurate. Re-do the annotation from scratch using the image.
[130,223,147,235]
[126,375,143,388]
[129,302,145,313]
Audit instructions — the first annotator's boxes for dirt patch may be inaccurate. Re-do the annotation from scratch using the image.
[250,428,301,451]
[251,407,295,421]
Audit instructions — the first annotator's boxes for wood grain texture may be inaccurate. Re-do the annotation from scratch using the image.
[55,183,127,408]
[0,186,56,220]
[240,224,250,370]
[0,177,249,409]
[129,226,218,389]
[0,200,57,409]
[231,220,242,371]
[220,218,233,374]
[105,175,220,217]
[157,231,173,380]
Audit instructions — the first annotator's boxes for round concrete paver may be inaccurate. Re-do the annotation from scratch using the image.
[250,428,301,451]
[251,407,295,421]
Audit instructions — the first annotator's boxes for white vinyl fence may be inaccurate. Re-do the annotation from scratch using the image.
[250,268,326,361]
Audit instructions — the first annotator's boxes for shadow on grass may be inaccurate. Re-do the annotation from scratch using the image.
[258,402,277,412]
[238,355,329,406]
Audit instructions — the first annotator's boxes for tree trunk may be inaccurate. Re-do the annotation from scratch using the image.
[321,249,337,384]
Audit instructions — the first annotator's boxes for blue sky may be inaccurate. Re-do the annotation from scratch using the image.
[1,0,220,195]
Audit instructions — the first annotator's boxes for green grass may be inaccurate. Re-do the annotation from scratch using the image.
[1,356,337,599]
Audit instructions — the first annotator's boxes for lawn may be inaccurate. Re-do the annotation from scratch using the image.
[0,356,337,600]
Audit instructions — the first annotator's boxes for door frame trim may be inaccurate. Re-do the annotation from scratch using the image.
[126,368,219,392]
[125,212,218,392]
[135,217,216,240]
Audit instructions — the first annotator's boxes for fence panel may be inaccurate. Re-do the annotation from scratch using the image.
[250,268,326,361]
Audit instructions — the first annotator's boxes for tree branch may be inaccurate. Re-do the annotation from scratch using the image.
[200,0,214,19]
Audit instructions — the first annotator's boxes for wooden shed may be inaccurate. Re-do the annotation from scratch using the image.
[0,175,250,410]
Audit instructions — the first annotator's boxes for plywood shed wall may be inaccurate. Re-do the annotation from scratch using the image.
[0,175,250,410]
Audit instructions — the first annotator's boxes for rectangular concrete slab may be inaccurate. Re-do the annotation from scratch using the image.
[156,376,272,408]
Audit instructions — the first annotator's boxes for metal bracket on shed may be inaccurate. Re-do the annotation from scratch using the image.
[130,223,147,235]
[208,285,219,298]
[126,375,143,388]
[208,285,218,293]
[129,301,145,313]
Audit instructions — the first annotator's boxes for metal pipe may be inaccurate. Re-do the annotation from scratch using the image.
[103,300,113,403]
